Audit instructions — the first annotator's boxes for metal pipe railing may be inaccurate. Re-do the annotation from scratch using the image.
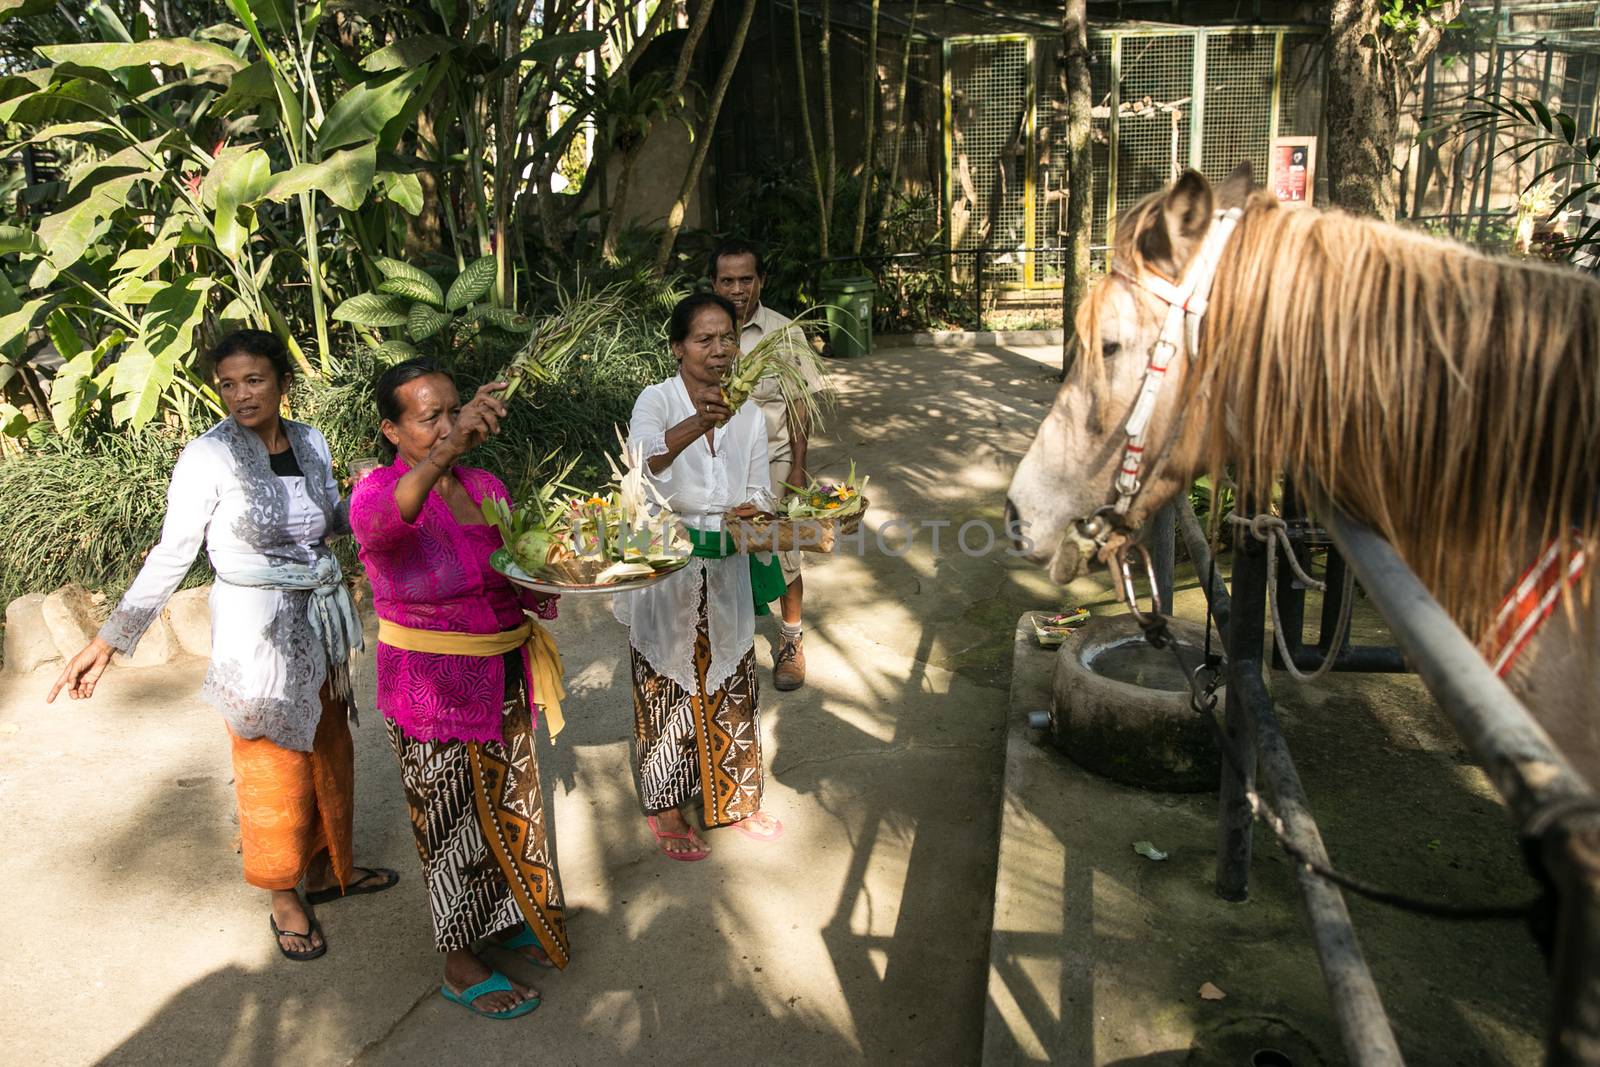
[1320,508,1600,1064]
[1320,510,1590,816]
[1245,670,1408,1065]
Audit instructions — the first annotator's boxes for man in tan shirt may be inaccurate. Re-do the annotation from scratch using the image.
[711,239,822,691]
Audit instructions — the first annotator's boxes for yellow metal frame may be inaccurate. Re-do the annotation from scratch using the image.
[944,25,1322,291]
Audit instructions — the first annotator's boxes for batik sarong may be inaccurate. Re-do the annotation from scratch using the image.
[630,578,764,827]
[228,683,354,891]
[386,689,569,968]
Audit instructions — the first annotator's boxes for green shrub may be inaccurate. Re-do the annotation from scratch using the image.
[0,428,207,606]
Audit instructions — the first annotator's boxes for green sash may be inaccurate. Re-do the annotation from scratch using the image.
[684,526,787,615]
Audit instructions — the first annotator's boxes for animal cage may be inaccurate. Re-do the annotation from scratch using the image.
[943,25,1325,290]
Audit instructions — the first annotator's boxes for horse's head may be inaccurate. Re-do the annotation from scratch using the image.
[1006,165,1258,582]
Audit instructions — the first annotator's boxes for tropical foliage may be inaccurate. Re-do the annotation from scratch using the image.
[1450,94,1600,258]
[332,254,532,363]
[0,0,674,447]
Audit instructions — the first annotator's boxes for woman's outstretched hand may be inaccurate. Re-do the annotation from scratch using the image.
[47,637,115,703]
[435,382,509,464]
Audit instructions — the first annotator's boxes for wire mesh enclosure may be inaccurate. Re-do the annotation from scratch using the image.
[947,25,1324,290]
[1402,3,1600,251]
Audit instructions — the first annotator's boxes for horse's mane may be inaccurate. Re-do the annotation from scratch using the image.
[1079,188,1600,639]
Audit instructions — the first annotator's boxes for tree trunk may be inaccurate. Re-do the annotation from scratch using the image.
[654,0,759,273]
[601,2,715,263]
[884,0,921,199]
[1060,0,1092,379]
[820,0,836,260]
[405,107,445,259]
[1325,0,1463,219]
[850,0,881,255]
[602,141,641,262]
[790,0,828,259]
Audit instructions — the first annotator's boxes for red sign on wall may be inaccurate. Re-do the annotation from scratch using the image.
[1270,137,1317,208]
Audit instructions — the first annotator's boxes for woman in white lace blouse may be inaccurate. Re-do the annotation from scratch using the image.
[49,330,396,961]
[613,293,787,861]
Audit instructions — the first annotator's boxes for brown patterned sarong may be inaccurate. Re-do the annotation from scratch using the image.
[630,573,763,827]
[386,690,569,967]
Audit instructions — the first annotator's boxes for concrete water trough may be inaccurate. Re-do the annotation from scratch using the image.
[1046,614,1223,793]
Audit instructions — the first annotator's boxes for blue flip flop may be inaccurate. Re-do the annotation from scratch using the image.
[498,925,556,968]
[439,971,541,1019]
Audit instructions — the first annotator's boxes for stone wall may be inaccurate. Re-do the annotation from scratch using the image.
[3,581,374,675]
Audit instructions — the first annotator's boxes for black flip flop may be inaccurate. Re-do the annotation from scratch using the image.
[270,913,327,962]
[304,866,400,906]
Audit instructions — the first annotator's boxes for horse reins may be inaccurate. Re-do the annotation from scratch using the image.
[1068,205,1244,632]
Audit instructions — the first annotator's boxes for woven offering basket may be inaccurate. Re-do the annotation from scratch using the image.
[723,499,868,554]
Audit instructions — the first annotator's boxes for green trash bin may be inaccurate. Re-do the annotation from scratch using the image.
[819,275,876,357]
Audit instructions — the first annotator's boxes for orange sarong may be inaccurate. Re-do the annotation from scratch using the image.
[228,686,355,891]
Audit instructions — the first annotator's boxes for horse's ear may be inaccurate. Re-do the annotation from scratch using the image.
[1139,169,1213,278]
[1216,161,1256,209]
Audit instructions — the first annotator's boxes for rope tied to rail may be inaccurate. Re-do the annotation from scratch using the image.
[1224,511,1356,683]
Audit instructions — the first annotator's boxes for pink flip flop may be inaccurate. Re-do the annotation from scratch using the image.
[731,813,784,842]
[646,815,710,861]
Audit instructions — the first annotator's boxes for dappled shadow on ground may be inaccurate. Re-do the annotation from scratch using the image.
[10,342,1550,1064]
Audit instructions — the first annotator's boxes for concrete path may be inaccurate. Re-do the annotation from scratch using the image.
[0,342,1071,1065]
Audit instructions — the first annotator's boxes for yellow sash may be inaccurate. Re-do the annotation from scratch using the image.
[377,617,567,738]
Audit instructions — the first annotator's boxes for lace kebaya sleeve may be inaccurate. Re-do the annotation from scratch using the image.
[309,429,350,538]
[627,385,674,487]
[98,440,220,655]
[349,465,423,552]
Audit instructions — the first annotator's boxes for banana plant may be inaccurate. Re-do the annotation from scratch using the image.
[0,0,439,434]
[330,254,532,362]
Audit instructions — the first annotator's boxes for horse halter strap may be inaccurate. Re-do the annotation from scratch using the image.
[1100,205,1243,525]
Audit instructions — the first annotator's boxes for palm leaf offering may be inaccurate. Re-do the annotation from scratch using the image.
[483,433,690,586]
[720,308,832,430]
[497,285,634,403]
[778,461,869,520]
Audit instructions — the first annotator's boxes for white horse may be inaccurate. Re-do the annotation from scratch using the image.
[1006,165,1600,787]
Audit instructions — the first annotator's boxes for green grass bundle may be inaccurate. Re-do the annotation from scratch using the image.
[720,308,832,430]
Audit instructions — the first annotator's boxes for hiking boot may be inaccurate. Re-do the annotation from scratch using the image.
[774,634,806,691]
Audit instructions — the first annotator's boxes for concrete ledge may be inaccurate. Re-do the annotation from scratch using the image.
[879,329,1064,349]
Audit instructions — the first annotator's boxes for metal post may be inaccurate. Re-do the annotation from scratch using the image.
[1177,497,1231,641]
[1321,507,1600,1061]
[1317,549,1349,653]
[1144,501,1175,612]
[1215,520,1264,902]
[1545,815,1600,1067]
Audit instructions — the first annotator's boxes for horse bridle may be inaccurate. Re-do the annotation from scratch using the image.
[1069,205,1244,624]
